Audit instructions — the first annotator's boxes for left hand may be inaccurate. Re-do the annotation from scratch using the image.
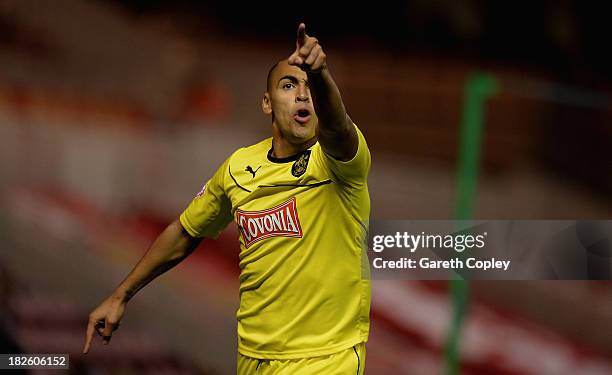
[288,23,327,73]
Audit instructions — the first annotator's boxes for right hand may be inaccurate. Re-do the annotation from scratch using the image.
[82,295,126,354]
[287,23,327,73]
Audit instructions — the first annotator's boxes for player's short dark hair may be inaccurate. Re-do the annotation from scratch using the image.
[266,60,282,92]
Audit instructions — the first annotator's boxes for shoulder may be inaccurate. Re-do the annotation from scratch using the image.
[311,123,370,185]
[228,137,272,164]
[224,137,272,180]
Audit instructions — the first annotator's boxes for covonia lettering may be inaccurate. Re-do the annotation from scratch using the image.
[236,197,303,248]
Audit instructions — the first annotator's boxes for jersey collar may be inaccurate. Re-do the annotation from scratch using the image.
[267,139,317,164]
[267,147,309,163]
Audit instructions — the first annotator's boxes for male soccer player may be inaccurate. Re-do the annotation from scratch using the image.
[83,23,371,374]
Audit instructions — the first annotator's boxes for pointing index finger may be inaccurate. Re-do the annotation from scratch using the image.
[296,23,307,47]
[83,321,94,354]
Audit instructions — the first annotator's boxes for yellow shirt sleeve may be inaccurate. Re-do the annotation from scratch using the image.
[316,123,371,185]
[179,157,234,238]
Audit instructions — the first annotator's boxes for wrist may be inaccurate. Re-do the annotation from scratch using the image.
[306,64,328,75]
[111,288,131,303]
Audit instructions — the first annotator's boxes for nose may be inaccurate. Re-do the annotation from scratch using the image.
[295,85,309,102]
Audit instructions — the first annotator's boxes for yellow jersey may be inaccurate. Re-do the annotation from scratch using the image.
[180,124,371,359]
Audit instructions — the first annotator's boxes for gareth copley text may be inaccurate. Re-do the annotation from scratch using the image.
[372,257,511,271]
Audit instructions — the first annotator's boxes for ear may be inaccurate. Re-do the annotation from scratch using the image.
[262,92,272,115]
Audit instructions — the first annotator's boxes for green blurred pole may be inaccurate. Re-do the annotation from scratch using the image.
[456,73,498,220]
[445,72,498,375]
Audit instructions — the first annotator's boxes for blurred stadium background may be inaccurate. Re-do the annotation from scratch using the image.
[0,0,611,374]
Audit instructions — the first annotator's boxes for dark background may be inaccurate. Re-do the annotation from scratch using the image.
[0,1,610,374]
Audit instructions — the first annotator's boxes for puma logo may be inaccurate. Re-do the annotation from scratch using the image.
[245,165,261,178]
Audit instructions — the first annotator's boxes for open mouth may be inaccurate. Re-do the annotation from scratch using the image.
[294,109,311,124]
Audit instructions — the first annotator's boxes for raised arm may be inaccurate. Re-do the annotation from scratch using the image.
[288,23,358,161]
[82,219,201,354]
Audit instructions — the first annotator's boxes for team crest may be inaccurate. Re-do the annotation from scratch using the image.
[291,150,311,177]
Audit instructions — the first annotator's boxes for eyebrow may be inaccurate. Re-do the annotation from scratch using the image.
[277,75,309,86]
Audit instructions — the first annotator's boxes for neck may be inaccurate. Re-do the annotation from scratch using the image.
[271,127,317,159]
